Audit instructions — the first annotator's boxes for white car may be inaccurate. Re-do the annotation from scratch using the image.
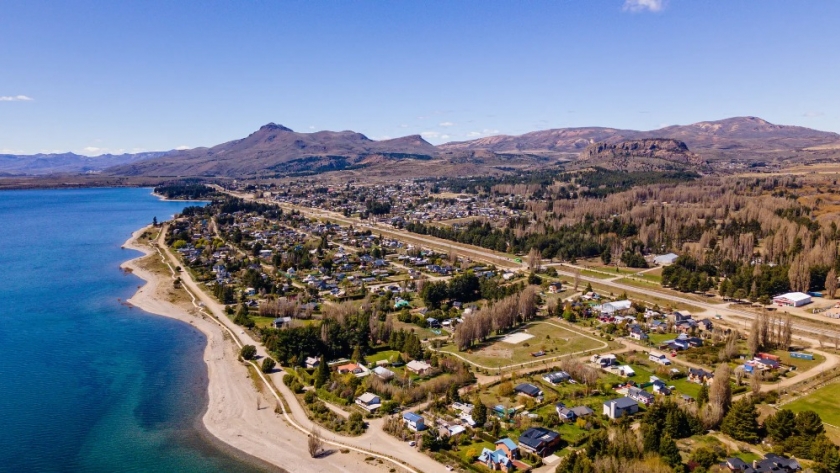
[408,441,416,447]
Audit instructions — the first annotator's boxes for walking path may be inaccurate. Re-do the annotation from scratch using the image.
[152,224,436,473]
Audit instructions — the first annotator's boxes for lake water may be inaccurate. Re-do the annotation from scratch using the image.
[0,188,271,473]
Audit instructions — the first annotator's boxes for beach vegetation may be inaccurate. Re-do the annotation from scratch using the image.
[261,357,276,373]
[240,344,257,360]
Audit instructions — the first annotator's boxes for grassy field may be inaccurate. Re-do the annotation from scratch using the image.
[772,350,825,371]
[579,269,616,280]
[784,381,840,427]
[366,349,401,364]
[613,360,703,399]
[440,322,607,369]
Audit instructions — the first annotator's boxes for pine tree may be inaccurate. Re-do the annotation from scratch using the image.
[658,435,682,468]
[314,354,329,388]
[697,384,709,407]
[721,398,760,443]
[472,397,487,426]
[764,409,796,443]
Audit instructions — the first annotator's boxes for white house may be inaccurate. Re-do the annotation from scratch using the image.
[773,292,812,307]
[649,352,671,366]
[355,392,381,412]
[603,397,639,419]
[406,360,433,375]
[373,366,395,380]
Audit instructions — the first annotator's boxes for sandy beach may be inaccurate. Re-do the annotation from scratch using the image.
[120,226,402,473]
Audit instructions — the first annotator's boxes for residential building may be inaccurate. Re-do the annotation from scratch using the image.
[478,448,514,472]
[603,397,639,419]
[518,427,561,457]
[402,412,426,431]
[542,371,571,385]
[355,392,381,412]
[406,360,432,375]
[514,383,543,398]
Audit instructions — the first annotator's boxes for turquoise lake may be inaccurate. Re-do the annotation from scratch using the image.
[0,188,272,473]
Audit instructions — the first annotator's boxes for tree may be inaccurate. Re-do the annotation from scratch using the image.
[827,268,838,299]
[721,398,760,443]
[795,410,825,438]
[240,344,257,360]
[658,435,682,468]
[764,409,796,443]
[308,426,324,458]
[750,372,761,396]
[261,357,276,373]
[697,384,709,407]
[690,447,721,469]
[314,354,329,388]
[555,450,594,473]
[421,281,449,309]
[152,216,158,226]
[473,398,488,426]
[709,364,732,414]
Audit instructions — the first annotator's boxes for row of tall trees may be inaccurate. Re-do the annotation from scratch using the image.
[453,286,539,350]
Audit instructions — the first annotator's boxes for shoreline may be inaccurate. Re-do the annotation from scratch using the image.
[120,227,286,473]
[119,226,398,473]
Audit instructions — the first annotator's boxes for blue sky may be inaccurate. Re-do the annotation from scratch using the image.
[1,0,838,155]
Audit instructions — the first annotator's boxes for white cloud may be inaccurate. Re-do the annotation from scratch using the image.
[802,111,824,118]
[467,132,483,138]
[175,145,190,150]
[439,121,455,127]
[421,131,440,138]
[0,95,34,102]
[440,134,450,140]
[400,124,409,128]
[83,147,102,154]
[623,0,666,12]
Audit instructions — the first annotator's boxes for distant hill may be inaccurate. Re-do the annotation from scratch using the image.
[0,151,169,176]
[577,139,706,172]
[3,116,838,178]
[107,123,439,177]
[440,117,840,163]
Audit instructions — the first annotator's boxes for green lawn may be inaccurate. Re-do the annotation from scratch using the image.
[366,349,401,364]
[772,350,825,371]
[439,322,606,369]
[579,269,615,280]
[784,381,840,427]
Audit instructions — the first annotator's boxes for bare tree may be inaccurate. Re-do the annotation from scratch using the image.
[527,247,542,272]
[709,363,732,418]
[574,269,581,291]
[827,268,838,299]
[747,317,760,355]
[750,371,762,396]
[308,426,324,458]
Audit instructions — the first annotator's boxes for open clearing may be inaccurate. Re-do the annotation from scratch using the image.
[501,332,535,344]
[784,380,840,427]
[441,321,607,369]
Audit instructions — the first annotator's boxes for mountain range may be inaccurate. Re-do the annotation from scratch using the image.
[2,116,838,178]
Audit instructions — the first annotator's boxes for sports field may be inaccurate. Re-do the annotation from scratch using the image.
[784,381,840,427]
[441,321,607,369]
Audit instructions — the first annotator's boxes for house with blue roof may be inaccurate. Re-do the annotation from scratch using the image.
[402,412,426,431]
[478,448,514,471]
[494,438,519,459]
